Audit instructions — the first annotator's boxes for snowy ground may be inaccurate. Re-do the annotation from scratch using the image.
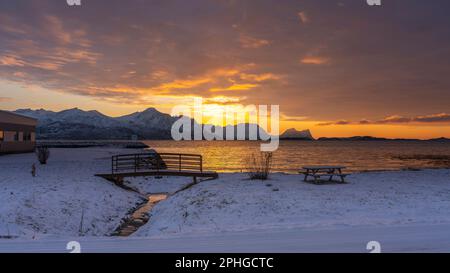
[1,148,450,252]
[135,170,450,238]
[0,148,144,238]
[2,224,450,253]
[124,176,194,195]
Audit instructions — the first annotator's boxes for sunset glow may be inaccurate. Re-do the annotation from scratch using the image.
[0,0,449,138]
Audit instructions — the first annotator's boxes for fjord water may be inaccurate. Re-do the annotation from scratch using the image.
[143,140,450,173]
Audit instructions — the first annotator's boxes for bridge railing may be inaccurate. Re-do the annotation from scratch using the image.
[111,153,203,174]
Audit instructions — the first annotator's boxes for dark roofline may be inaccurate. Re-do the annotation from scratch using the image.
[0,110,38,122]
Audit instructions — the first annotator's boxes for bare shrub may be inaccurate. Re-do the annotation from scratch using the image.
[36,146,50,165]
[78,207,85,236]
[245,152,273,180]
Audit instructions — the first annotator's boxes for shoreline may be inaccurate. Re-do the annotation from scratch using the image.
[214,166,450,175]
[7,146,450,174]
[36,140,149,149]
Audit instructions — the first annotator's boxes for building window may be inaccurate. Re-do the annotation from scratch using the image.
[14,132,20,141]
[0,131,3,141]
[23,132,32,141]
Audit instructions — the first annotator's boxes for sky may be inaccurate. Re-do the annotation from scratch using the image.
[0,0,449,138]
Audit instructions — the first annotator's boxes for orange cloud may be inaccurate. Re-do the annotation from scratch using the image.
[44,16,91,47]
[157,78,212,92]
[0,55,61,71]
[0,47,100,72]
[0,55,26,66]
[13,71,27,78]
[240,73,281,82]
[317,120,351,126]
[0,13,28,35]
[45,16,73,45]
[0,16,99,74]
[281,114,308,122]
[53,48,100,65]
[239,34,270,49]
[414,113,450,123]
[86,86,143,95]
[143,67,272,95]
[76,65,274,105]
[380,115,411,123]
[298,11,309,24]
[150,70,170,80]
[318,113,450,126]
[209,83,259,92]
[0,96,12,102]
[204,96,245,104]
[301,56,330,65]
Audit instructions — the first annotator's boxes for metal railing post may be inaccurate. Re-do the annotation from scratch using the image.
[134,155,137,173]
[155,154,159,171]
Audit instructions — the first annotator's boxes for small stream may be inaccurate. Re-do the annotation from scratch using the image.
[112,193,168,236]
[106,176,204,237]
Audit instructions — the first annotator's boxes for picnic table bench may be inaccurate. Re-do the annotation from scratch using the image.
[300,166,349,184]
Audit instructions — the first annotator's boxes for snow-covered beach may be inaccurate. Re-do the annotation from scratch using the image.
[1,148,450,252]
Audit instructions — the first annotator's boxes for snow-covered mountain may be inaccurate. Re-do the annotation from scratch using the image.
[117,108,174,127]
[15,108,120,128]
[15,108,174,140]
[14,108,270,140]
[280,128,315,140]
[15,108,56,125]
[56,108,121,128]
[15,108,133,140]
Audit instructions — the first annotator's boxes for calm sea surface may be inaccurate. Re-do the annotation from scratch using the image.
[143,140,450,173]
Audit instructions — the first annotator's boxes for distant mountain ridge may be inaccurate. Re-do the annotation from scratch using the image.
[12,108,450,141]
[14,108,180,140]
[14,108,269,140]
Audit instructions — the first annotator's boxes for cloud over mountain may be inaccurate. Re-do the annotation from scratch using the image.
[318,113,450,126]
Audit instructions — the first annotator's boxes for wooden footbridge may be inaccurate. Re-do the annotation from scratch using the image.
[96,152,218,184]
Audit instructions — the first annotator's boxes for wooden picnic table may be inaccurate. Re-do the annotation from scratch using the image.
[300,166,348,184]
